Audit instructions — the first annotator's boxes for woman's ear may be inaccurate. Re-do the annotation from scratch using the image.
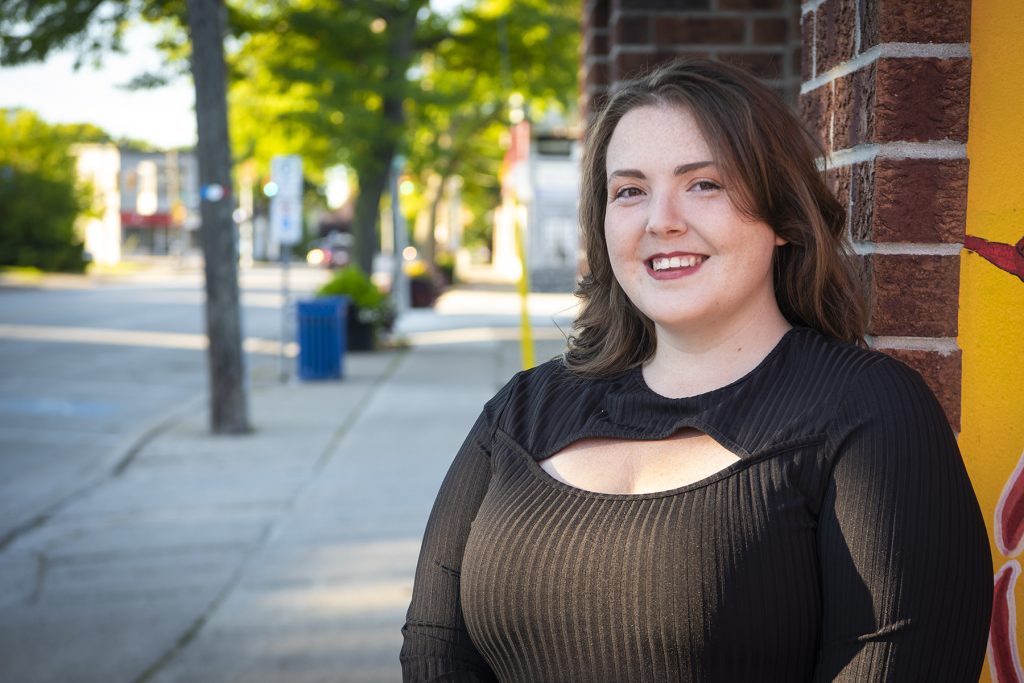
[774,234,788,247]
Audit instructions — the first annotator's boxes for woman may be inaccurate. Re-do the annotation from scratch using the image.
[401,59,993,682]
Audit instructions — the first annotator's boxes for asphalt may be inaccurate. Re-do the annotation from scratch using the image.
[0,277,574,683]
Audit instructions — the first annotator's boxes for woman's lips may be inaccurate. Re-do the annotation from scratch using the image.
[645,253,707,280]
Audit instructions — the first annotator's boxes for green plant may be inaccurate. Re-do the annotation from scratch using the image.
[316,266,394,327]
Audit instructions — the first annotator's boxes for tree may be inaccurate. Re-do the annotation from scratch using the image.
[0,109,89,271]
[228,0,580,271]
[0,0,251,434]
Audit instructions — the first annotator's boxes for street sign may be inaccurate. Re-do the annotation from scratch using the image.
[270,155,303,245]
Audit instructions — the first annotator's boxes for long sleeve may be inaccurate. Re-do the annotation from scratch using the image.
[813,358,993,681]
[401,383,513,682]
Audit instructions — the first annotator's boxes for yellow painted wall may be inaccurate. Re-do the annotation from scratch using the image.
[961,1,1024,679]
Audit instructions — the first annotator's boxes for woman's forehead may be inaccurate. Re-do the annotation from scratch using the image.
[605,105,714,171]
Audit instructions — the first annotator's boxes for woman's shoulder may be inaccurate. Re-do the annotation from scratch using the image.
[482,355,620,445]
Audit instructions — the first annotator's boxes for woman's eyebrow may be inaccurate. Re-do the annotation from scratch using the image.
[674,160,714,175]
[607,161,715,184]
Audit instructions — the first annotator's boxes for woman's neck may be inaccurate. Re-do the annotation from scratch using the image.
[641,309,793,399]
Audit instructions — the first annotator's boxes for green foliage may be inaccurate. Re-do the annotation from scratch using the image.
[0,109,91,272]
[316,265,393,324]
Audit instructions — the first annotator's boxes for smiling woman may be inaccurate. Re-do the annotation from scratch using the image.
[401,59,993,682]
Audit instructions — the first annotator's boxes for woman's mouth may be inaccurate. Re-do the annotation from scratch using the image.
[649,255,706,271]
[645,254,707,279]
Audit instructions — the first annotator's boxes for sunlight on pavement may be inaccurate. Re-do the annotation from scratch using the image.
[0,324,298,356]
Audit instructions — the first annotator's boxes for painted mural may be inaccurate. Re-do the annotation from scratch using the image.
[961,2,1024,680]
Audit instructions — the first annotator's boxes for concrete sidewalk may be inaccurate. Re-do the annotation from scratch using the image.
[0,328,568,682]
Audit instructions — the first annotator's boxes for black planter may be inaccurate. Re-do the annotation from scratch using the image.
[346,305,376,351]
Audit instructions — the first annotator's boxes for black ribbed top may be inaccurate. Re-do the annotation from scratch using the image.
[401,328,992,682]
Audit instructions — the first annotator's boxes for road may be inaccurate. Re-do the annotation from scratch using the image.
[0,263,330,547]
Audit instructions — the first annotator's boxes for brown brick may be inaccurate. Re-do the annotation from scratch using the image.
[584,59,611,91]
[870,158,968,243]
[874,58,971,143]
[880,347,961,429]
[614,0,710,8]
[791,44,803,82]
[815,0,857,74]
[654,48,714,64]
[718,51,785,79]
[614,14,652,45]
[798,82,832,153]
[612,50,656,81]
[861,0,970,51]
[754,17,789,45]
[654,17,746,45]
[868,254,960,337]
[585,29,609,58]
[800,11,815,80]
[832,63,876,150]
[851,161,874,242]
[587,0,609,30]
[719,0,784,9]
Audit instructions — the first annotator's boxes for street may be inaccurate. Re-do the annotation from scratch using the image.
[0,263,574,682]
[0,264,328,546]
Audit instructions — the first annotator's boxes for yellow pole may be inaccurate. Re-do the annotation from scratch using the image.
[514,204,535,369]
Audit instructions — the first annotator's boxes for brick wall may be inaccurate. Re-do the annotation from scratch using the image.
[800,0,971,427]
[581,0,802,119]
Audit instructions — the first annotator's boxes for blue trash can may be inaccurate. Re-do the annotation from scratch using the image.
[297,296,349,380]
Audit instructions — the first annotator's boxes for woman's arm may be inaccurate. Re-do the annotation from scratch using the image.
[813,357,992,681]
[401,388,511,682]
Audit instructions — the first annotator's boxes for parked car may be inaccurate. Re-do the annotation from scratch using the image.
[306,232,353,268]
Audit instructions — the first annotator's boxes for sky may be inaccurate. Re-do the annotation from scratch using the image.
[0,1,466,150]
[0,22,197,148]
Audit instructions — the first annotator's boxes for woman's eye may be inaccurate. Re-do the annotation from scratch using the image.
[692,180,721,192]
[613,186,643,200]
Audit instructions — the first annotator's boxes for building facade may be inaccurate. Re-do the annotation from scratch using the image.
[581,0,1022,678]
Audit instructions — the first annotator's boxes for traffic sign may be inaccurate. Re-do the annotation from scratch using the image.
[270,155,303,245]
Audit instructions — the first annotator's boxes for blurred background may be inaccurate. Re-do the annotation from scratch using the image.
[6,0,1015,682]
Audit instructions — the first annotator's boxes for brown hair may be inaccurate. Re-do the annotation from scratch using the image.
[565,58,867,377]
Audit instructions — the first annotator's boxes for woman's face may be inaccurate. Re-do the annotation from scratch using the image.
[603,104,785,338]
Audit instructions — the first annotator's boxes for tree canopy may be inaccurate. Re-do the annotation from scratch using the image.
[0,109,92,271]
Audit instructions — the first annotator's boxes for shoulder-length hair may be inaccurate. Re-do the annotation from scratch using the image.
[565,58,867,377]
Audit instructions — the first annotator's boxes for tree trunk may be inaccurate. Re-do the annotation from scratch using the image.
[352,152,392,273]
[186,0,250,434]
[351,4,418,274]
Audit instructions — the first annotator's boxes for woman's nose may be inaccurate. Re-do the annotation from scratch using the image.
[645,191,688,236]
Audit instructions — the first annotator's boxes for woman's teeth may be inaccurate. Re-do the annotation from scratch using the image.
[651,255,705,271]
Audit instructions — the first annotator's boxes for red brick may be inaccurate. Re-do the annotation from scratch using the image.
[613,14,652,45]
[825,163,852,217]
[850,161,874,242]
[868,254,960,337]
[654,17,746,45]
[861,0,970,51]
[880,347,962,429]
[798,82,832,153]
[874,58,971,143]
[800,11,815,80]
[832,63,876,150]
[718,51,785,79]
[870,158,968,243]
[815,0,857,74]
[754,17,789,45]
